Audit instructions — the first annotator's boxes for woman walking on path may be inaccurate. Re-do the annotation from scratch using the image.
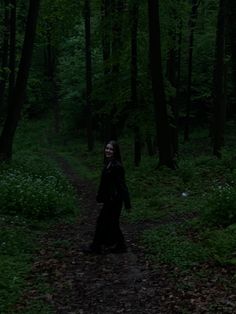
[84,140,131,254]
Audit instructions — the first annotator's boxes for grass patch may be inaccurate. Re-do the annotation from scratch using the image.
[142,224,210,269]
[0,119,79,312]
[0,215,40,314]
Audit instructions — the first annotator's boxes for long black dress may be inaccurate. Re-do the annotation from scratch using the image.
[91,159,131,252]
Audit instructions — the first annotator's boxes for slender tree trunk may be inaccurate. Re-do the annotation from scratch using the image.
[0,0,9,110]
[146,135,155,156]
[166,28,179,157]
[101,0,111,76]
[184,0,200,142]
[8,0,16,105]
[111,0,124,75]
[107,0,125,140]
[212,0,226,157]
[45,31,60,134]
[227,0,236,110]
[84,0,94,150]
[175,18,182,152]
[0,0,41,162]
[130,0,141,166]
[148,0,175,169]
[101,0,111,141]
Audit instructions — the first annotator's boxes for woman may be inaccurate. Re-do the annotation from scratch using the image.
[85,140,131,254]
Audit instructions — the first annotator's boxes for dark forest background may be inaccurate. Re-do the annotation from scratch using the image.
[0,0,236,313]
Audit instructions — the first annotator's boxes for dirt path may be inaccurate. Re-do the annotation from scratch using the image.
[14,156,236,314]
[43,156,167,313]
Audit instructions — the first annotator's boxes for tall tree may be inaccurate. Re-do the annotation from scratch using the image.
[44,26,60,133]
[148,0,175,168]
[84,0,94,150]
[130,0,141,166]
[8,0,16,105]
[227,0,236,107]
[166,4,180,157]
[0,0,41,161]
[101,0,111,76]
[109,0,125,140]
[184,0,200,142]
[212,0,226,157]
[0,0,9,110]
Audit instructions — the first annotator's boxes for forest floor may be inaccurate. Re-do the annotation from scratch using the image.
[13,155,236,314]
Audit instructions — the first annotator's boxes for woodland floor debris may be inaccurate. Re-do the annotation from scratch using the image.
[13,156,236,314]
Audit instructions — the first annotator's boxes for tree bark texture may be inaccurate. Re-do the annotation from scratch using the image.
[101,0,111,76]
[0,0,9,110]
[130,0,141,166]
[184,0,200,142]
[84,0,94,151]
[45,32,60,134]
[148,0,175,168]
[0,0,41,161]
[212,0,226,157]
[8,0,16,106]
[227,0,236,109]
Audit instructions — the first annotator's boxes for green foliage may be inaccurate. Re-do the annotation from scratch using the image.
[203,224,236,265]
[0,255,29,313]
[203,184,236,227]
[142,224,209,269]
[0,170,70,218]
[177,159,197,183]
[0,155,77,219]
[0,218,35,314]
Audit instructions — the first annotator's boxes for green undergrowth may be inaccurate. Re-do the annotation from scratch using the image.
[12,119,236,274]
[142,221,236,269]
[52,126,236,271]
[0,119,79,313]
[0,215,53,314]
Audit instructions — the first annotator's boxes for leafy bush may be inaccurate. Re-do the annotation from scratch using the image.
[203,224,236,265]
[142,225,209,269]
[0,168,76,218]
[203,184,236,227]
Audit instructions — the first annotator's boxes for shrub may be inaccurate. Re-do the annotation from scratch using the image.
[203,224,236,264]
[0,169,76,219]
[203,184,236,227]
[142,225,209,269]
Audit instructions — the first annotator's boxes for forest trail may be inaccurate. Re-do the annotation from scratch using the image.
[14,155,236,314]
[14,155,173,314]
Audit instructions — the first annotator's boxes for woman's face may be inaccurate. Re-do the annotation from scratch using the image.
[105,143,114,159]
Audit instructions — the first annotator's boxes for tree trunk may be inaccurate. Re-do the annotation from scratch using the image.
[148,0,175,169]
[166,16,179,157]
[0,0,9,110]
[175,18,182,153]
[184,0,200,142]
[45,30,60,134]
[212,0,226,158]
[146,135,155,156]
[0,0,41,162]
[227,0,236,111]
[84,0,94,150]
[8,0,16,105]
[130,0,141,166]
[101,0,111,141]
[101,0,111,76]
[107,0,125,140]
[111,0,124,75]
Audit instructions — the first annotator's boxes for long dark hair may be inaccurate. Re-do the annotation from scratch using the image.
[103,140,122,164]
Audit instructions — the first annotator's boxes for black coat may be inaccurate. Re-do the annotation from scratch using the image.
[96,160,131,209]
